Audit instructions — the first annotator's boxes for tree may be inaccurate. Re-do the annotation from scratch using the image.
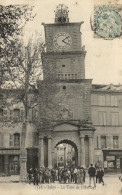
[0,4,35,85]
[0,5,44,181]
[3,35,43,181]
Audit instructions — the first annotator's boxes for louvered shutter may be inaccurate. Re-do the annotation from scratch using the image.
[10,134,14,146]
[28,109,33,121]
[32,108,37,121]
[20,110,25,121]
[10,110,13,121]
[3,110,7,121]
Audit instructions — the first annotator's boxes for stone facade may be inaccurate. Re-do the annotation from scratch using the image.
[0,5,122,176]
[91,84,122,172]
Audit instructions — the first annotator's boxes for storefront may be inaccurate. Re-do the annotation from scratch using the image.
[0,149,20,176]
[103,150,122,173]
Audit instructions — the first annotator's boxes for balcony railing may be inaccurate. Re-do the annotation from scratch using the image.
[57,73,78,80]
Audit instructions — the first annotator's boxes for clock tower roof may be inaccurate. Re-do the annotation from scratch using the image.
[54,4,69,24]
[42,22,84,27]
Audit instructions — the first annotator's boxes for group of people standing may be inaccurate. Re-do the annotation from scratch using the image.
[27,164,104,187]
[88,164,104,188]
[27,166,86,185]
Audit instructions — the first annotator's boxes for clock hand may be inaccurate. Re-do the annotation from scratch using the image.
[62,39,69,45]
[62,36,70,42]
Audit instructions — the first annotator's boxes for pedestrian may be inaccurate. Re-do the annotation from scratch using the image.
[80,167,85,184]
[39,167,43,183]
[55,168,58,181]
[27,168,33,184]
[96,167,100,183]
[71,168,75,183]
[33,168,39,186]
[88,164,96,188]
[74,167,77,184]
[51,168,55,182]
[99,167,104,185]
[58,168,62,183]
[67,168,71,183]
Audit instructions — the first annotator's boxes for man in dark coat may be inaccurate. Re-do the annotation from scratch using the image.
[33,168,39,186]
[96,168,100,183]
[88,164,96,187]
[28,168,33,184]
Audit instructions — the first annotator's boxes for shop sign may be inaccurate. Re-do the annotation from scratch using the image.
[106,156,115,161]
[0,150,20,155]
[109,151,122,155]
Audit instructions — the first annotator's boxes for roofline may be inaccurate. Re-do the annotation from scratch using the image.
[42,21,84,27]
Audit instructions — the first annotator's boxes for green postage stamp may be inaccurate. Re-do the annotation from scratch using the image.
[91,4,122,39]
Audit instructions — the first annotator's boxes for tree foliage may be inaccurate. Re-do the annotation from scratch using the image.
[0,4,35,85]
[0,5,44,180]
[0,5,34,40]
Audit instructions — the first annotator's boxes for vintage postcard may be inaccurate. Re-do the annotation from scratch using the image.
[0,0,122,195]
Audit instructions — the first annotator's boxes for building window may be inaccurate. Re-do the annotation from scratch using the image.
[20,110,25,121]
[96,136,99,148]
[63,86,66,89]
[98,111,107,125]
[33,132,38,146]
[0,132,2,147]
[111,96,118,106]
[101,136,106,148]
[111,112,119,126]
[10,133,20,147]
[10,134,14,146]
[0,109,3,121]
[13,109,20,121]
[62,64,65,67]
[3,110,7,121]
[32,108,38,121]
[14,133,20,146]
[99,95,105,106]
[113,136,119,148]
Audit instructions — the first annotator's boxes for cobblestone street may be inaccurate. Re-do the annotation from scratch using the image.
[0,175,121,195]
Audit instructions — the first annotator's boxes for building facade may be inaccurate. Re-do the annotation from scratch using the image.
[0,4,122,176]
[92,84,122,172]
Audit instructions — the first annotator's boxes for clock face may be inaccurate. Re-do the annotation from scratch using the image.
[54,32,72,50]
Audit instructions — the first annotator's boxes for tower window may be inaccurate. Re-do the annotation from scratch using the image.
[63,86,66,89]
[62,64,65,67]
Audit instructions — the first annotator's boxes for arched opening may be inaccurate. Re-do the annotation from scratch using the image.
[54,139,78,169]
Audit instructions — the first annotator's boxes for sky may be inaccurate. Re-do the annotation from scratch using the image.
[2,0,122,84]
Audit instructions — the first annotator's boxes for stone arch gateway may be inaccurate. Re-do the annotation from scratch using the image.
[38,122,95,169]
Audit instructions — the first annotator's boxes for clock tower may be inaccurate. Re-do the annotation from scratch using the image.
[38,4,95,168]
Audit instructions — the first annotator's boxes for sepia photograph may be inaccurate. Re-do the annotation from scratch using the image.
[0,0,122,194]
